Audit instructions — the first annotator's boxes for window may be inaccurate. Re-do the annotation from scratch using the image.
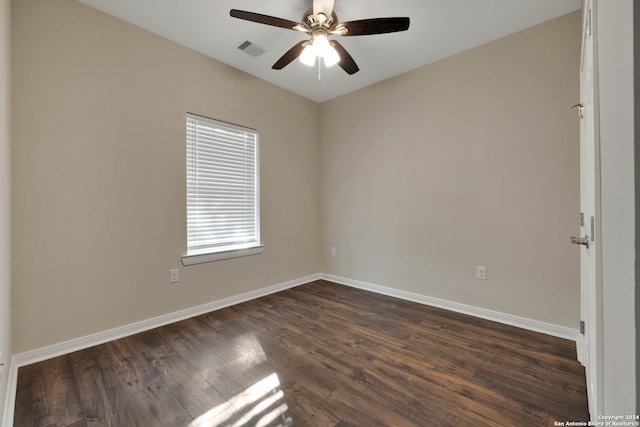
[182,113,262,265]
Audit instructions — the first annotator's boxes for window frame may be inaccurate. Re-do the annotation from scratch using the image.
[181,113,263,266]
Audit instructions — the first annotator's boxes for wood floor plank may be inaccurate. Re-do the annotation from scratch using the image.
[272,375,340,425]
[130,329,229,421]
[107,377,191,427]
[14,280,589,426]
[158,319,254,399]
[30,356,86,427]
[94,339,159,396]
[69,347,115,427]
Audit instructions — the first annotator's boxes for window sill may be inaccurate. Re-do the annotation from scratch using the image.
[182,245,264,266]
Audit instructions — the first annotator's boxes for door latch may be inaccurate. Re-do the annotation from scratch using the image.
[570,103,584,119]
[570,235,589,249]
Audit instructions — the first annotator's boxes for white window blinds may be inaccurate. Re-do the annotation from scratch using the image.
[186,113,260,258]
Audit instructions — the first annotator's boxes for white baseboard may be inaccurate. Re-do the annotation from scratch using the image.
[11,273,322,368]
[1,273,321,427]
[321,273,580,342]
[2,272,580,427]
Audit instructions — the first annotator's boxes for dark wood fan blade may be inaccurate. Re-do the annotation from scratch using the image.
[230,9,306,31]
[272,41,307,70]
[339,17,410,36]
[331,41,359,75]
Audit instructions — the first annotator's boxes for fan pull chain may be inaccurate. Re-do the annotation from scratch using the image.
[318,61,322,80]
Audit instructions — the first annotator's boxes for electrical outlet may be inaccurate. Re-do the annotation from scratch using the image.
[169,269,180,284]
[476,266,487,280]
[330,246,337,256]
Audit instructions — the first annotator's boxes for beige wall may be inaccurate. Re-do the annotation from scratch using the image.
[11,0,321,353]
[320,12,581,328]
[0,0,11,419]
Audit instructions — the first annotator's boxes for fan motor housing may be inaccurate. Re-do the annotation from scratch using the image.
[303,7,338,29]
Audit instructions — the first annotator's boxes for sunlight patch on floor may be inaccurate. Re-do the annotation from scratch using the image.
[190,372,292,427]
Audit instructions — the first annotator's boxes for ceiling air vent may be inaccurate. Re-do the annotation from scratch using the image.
[237,41,266,58]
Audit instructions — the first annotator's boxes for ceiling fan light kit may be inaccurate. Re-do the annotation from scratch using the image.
[299,34,340,68]
[230,0,409,75]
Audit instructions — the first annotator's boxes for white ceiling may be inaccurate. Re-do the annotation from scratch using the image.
[76,0,581,103]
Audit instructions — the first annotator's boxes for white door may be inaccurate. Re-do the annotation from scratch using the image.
[573,0,602,419]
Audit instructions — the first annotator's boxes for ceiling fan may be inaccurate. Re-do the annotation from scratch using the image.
[230,0,410,75]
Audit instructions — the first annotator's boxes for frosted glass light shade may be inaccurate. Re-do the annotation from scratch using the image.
[299,44,316,66]
[312,34,331,57]
[324,45,340,67]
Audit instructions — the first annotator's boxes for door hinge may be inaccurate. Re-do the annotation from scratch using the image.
[580,320,585,335]
[580,212,584,227]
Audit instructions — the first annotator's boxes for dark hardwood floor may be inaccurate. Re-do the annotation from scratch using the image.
[14,280,589,426]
